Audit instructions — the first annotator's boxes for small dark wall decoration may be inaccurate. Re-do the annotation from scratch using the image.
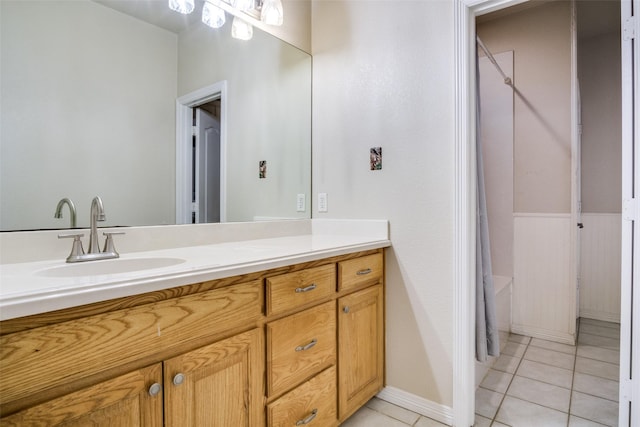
[259,160,267,179]
[370,147,382,170]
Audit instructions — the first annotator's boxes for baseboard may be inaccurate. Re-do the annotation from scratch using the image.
[579,310,621,324]
[376,386,453,426]
[510,324,575,345]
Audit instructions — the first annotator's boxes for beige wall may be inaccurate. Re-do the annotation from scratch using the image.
[177,22,312,222]
[579,32,622,214]
[312,0,455,406]
[477,1,573,214]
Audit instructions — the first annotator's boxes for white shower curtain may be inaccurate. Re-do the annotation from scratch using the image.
[475,48,500,362]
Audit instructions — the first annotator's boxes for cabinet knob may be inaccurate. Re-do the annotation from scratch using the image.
[296,408,318,425]
[173,373,185,386]
[343,306,350,314]
[148,382,162,396]
[356,268,372,276]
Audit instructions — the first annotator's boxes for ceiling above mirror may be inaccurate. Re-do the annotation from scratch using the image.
[0,0,311,231]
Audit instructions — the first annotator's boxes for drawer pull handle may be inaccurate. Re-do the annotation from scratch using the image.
[295,338,318,352]
[148,382,162,397]
[356,268,372,276]
[296,409,318,425]
[295,284,317,293]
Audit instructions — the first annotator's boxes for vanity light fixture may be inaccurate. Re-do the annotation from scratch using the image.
[169,0,283,41]
[260,0,283,26]
[202,1,226,28]
[168,0,195,14]
[231,15,253,40]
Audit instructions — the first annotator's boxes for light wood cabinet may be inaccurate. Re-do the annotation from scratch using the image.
[1,364,164,426]
[266,301,336,397]
[338,284,385,421]
[0,249,384,426]
[164,328,264,427]
[267,366,337,427]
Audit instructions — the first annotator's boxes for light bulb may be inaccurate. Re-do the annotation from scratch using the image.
[260,0,283,26]
[232,0,253,12]
[231,16,253,40]
[202,1,226,28]
[168,0,195,14]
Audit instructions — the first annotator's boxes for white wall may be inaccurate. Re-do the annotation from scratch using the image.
[312,0,456,411]
[177,21,312,222]
[1,0,178,230]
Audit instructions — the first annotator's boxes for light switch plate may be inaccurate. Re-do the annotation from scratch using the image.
[296,194,306,212]
[318,193,328,213]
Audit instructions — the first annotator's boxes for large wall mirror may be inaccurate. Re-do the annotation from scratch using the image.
[0,0,311,231]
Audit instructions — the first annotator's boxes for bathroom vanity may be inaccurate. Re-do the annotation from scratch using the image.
[0,220,389,426]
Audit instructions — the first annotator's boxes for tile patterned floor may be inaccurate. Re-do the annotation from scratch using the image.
[342,318,620,427]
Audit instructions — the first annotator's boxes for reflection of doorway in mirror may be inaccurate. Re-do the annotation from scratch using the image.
[175,81,227,225]
[194,103,221,224]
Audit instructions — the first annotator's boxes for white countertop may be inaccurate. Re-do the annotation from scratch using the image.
[0,220,390,321]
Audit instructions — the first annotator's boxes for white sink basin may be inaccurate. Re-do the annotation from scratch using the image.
[37,257,186,277]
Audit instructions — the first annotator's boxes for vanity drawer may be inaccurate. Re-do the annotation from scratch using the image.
[266,301,336,397]
[267,366,337,427]
[338,253,383,291]
[266,264,336,316]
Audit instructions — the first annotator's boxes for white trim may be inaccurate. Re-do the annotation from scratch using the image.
[510,324,574,345]
[569,0,580,331]
[620,1,637,425]
[512,212,572,218]
[579,309,620,324]
[376,386,453,426]
[175,81,228,224]
[453,1,531,426]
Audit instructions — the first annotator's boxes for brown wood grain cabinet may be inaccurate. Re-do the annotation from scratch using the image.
[0,249,384,426]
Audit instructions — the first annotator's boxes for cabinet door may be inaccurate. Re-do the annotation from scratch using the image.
[338,285,384,421]
[163,328,264,427]
[1,364,163,426]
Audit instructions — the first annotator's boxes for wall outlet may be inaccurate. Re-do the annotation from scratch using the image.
[296,194,306,212]
[318,193,328,213]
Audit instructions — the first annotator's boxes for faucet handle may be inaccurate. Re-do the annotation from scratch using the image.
[102,231,124,256]
[58,233,85,262]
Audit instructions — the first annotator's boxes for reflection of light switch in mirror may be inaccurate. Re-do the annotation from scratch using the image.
[370,147,382,170]
[296,194,306,212]
[318,193,328,213]
[259,160,267,179]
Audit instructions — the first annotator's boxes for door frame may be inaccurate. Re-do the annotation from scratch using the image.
[453,0,591,425]
[175,81,228,224]
[619,0,637,424]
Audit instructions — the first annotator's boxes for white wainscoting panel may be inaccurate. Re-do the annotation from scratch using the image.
[512,214,575,344]
[579,213,621,323]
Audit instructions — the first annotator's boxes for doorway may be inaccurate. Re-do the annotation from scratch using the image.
[453,0,631,426]
[175,81,228,224]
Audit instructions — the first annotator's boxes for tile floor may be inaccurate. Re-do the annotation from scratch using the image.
[342,318,620,427]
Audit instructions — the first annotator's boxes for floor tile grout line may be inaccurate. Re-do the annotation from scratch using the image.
[489,335,531,425]
[567,318,581,426]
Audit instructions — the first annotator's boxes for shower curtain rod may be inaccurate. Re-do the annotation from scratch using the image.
[476,36,513,87]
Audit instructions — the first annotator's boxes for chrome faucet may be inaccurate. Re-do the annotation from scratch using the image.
[88,196,106,254]
[58,196,124,263]
[54,198,77,228]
